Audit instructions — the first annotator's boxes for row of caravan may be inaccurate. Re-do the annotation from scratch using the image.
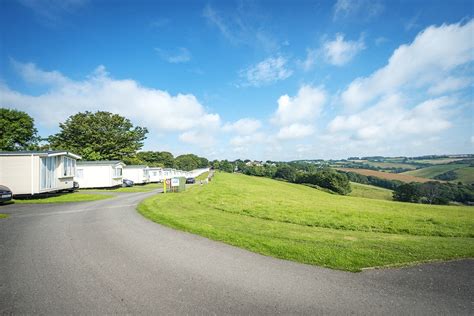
[0,151,209,196]
[76,160,207,189]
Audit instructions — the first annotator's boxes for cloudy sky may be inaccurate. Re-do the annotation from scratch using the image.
[0,0,472,160]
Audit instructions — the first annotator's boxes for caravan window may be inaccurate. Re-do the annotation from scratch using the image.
[113,167,122,177]
[62,157,75,176]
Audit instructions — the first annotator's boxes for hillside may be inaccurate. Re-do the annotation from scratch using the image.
[336,168,435,183]
[139,172,474,271]
[349,182,393,201]
[404,164,474,184]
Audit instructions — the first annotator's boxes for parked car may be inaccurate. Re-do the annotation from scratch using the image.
[186,177,196,184]
[123,179,134,187]
[0,185,13,203]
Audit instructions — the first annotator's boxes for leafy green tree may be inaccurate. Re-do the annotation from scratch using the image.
[175,154,200,171]
[393,183,421,203]
[274,165,297,182]
[49,111,148,160]
[0,108,39,150]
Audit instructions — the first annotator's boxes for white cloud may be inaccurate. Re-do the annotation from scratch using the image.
[272,85,326,126]
[328,95,454,141]
[277,123,315,140]
[323,34,365,66]
[341,20,474,111]
[333,0,383,20]
[223,118,262,135]
[230,133,266,147]
[239,56,292,87]
[155,47,191,63]
[1,62,220,137]
[299,49,318,71]
[428,76,471,95]
[202,4,279,52]
[18,0,88,24]
[179,130,216,148]
[11,59,70,86]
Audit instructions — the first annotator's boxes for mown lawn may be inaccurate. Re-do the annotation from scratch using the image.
[14,192,113,204]
[138,172,474,271]
[348,182,393,201]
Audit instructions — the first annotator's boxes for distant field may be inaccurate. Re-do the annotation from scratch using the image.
[411,158,467,165]
[349,182,393,201]
[455,167,474,185]
[337,168,435,183]
[348,160,418,170]
[138,172,474,271]
[404,164,469,178]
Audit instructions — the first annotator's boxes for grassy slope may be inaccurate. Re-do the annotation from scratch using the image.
[349,182,393,201]
[138,172,474,271]
[337,168,435,183]
[403,164,473,185]
[455,167,474,185]
[14,193,113,204]
[404,164,468,178]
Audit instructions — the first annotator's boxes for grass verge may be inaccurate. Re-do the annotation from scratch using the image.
[14,192,113,204]
[138,172,474,272]
[0,213,9,219]
[196,171,210,181]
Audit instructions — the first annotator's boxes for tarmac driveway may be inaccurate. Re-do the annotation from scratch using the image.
[0,190,472,315]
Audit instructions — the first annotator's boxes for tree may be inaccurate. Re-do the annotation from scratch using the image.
[49,111,148,160]
[393,183,421,203]
[0,108,38,150]
[175,154,200,171]
[274,165,297,182]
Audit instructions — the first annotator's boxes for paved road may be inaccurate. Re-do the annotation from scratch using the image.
[0,190,472,315]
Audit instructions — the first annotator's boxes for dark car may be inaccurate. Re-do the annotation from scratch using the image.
[123,179,134,187]
[186,177,196,184]
[0,185,13,203]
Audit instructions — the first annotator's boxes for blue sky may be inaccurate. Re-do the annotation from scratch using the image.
[0,0,473,160]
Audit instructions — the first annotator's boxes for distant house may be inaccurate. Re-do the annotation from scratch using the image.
[123,165,150,184]
[0,151,81,196]
[148,167,163,183]
[75,160,125,189]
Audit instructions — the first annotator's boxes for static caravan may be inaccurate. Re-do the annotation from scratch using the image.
[148,167,163,183]
[123,165,150,184]
[162,168,173,180]
[0,151,81,196]
[75,161,125,188]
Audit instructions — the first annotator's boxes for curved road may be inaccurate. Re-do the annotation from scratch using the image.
[0,190,472,314]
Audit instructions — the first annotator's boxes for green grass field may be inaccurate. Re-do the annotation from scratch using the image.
[403,164,474,184]
[455,167,474,185]
[196,171,210,181]
[0,213,9,219]
[404,164,468,178]
[14,192,113,204]
[138,172,474,271]
[348,182,393,201]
